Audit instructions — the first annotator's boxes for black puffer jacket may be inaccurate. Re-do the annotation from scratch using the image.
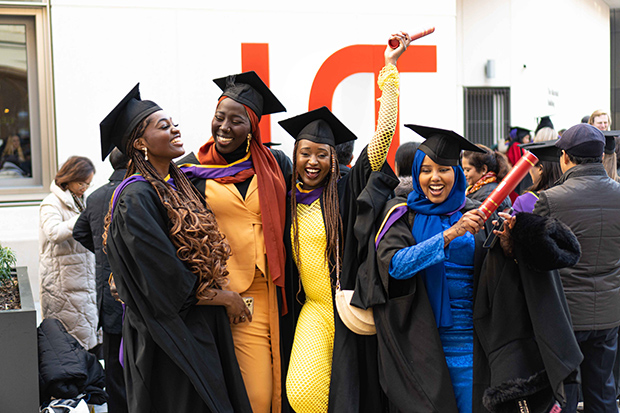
[533,163,620,330]
[38,318,107,405]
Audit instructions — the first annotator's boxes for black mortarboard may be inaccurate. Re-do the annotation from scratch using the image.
[535,116,554,134]
[213,71,286,119]
[99,83,161,161]
[519,140,561,163]
[404,124,484,166]
[263,141,282,148]
[509,126,531,142]
[603,130,620,154]
[278,106,357,147]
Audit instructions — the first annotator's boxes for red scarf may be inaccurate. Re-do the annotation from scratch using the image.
[506,143,524,167]
[466,171,497,195]
[198,98,288,313]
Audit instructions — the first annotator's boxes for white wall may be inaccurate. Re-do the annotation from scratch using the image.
[459,0,610,133]
[2,0,457,308]
[0,0,612,312]
[49,0,456,181]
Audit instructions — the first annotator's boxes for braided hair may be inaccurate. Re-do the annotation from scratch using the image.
[103,116,231,299]
[290,141,343,275]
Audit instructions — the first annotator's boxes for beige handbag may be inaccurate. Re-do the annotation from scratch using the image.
[334,238,376,335]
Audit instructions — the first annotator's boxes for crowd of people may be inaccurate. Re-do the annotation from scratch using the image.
[35,30,620,413]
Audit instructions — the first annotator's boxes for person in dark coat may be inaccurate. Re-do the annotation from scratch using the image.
[374,126,582,412]
[336,140,355,177]
[533,123,620,413]
[393,141,419,197]
[73,147,129,413]
[461,144,512,212]
[101,84,251,413]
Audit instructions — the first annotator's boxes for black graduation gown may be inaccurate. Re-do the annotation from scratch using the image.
[375,198,582,413]
[285,147,400,413]
[106,180,252,413]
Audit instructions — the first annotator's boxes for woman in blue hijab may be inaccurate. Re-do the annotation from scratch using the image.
[375,125,487,412]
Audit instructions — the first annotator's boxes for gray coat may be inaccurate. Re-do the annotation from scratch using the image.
[533,163,620,330]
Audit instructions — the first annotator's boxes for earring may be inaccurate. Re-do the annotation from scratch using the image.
[331,152,336,174]
[246,133,252,153]
[143,147,148,161]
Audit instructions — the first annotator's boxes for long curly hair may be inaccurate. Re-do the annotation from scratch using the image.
[290,141,342,274]
[103,116,230,299]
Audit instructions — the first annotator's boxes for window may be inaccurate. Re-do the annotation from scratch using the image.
[0,7,55,204]
[464,87,510,149]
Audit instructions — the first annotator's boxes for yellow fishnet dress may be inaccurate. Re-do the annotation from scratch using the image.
[286,63,400,413]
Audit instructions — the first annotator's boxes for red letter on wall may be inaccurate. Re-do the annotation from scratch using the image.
[241,43,273,143]
[309,45,437,166]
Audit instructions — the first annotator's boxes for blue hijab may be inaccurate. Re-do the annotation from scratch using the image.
[407,149,467,328]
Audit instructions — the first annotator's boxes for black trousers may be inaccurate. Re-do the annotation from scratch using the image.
[564,327,618,413]
[104,332,128,413]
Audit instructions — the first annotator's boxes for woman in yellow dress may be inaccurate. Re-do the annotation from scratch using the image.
[278,32,410,413]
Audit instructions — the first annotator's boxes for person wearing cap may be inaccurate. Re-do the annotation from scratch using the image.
[534,116,555,138]
[533,123,620,413]
[511,140,563,213]
[505,126,531,166]
[176,71,292,413]
[279,32,410,413]
[101,85,252,413]
[374,126,582,412]
[461,144,512,212]
[533,126,558,143]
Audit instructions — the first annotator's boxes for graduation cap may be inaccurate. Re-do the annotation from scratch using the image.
[278,106,357,147]
[404,124,483,166]
[99,83,161,161]
[213,71,286,119]
[509,126,531,142]
[535,116,554,134]
[603,130,620,154]
[519,140,561,163]
[263,141,281,148]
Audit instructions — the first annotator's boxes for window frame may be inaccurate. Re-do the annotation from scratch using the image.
[0,5,55,206]
[463,87,511,149]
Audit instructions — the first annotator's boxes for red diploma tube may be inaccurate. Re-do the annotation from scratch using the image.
[388,27,436,49]
[478,151,539,221]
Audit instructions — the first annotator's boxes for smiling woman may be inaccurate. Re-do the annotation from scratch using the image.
[175,71,291,413]
[212,98,253,154]
[100,84,251,413]
[375,127,490,412]
[278,31,411,413]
